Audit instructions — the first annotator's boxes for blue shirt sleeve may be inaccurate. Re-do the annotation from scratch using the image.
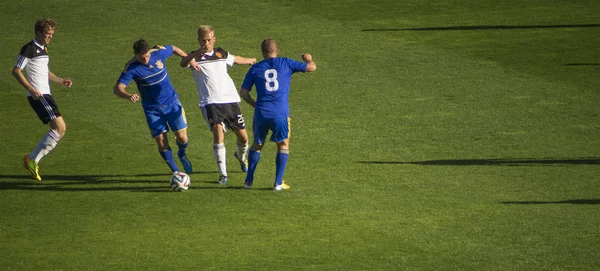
[288,58,307,73]
[159,45,174,59]
[117,67,134,87]
[241,68,255,91]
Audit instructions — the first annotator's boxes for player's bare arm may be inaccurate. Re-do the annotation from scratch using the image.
[113,82,139,103]
[48,71,72,88]
[239,88,256,108]
[12,66,43,99]
[172,45,200,71]
[301,53,317,72]
[234,56,256,65]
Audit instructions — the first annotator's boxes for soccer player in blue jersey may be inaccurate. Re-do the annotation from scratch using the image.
[113,39,199,174]
[239,39,316,190]
[13,19,73,181]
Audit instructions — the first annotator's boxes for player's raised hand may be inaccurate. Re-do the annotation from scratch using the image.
[301,53,313,62]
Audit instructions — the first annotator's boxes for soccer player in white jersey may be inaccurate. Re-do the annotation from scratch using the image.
[240,39,316,190]
[12,18,73,181]
[114,39,199,174]
[181,25,256,185]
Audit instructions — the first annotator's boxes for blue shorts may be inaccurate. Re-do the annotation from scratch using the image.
[143,102,187,138]
[252,116,290,144]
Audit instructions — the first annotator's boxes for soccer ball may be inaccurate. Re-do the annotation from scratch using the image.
[170,172,190,191]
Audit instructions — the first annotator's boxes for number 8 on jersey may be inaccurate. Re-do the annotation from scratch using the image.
[264,69,278,91]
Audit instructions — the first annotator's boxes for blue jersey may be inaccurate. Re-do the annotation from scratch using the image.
[241,57,307,119]
[118,45,179,107]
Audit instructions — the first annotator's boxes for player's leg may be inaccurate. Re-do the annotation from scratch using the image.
[31,116,65,163]
[274,139,290,190]
[174,129,192,174]
[272,118,291,190]
[155,133,180,173]
[234,129,249,172]
[244,115,268,188]
[169,103,192,173]
[212,123,228,184]
[25,95,63,181]
[146,107,179,173]
[201,104,228,183]
[244,142,263,188]
[228,105,249,173]
[203,104,229,184]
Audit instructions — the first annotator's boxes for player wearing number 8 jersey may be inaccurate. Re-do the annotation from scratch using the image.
[240,39,316,190]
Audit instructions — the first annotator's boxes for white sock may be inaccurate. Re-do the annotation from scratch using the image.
[31,129,61,164]
[236,140,249,162]
[213,143,227,176]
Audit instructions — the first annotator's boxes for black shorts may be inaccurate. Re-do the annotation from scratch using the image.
[28,95,61,124]
[201,103,246,131]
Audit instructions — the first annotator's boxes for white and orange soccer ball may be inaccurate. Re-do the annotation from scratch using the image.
[170,172,190,191]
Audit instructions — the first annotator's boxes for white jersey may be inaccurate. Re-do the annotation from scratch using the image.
[190,47,241,106]
[15,39,51,96]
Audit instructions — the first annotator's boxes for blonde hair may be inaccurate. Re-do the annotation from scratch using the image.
[197,25,214,37]
[35,18,56,34]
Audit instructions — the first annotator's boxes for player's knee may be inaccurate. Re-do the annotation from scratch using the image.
[56,128,66,138]
[176,134,188,144]
[156,143,169,152]
[250,143,263,152]
[237,134,248,144]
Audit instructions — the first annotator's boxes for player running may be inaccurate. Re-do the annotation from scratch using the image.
[13,18,73,181]
[113,39,199,174]
[239,39,316,190]
[180,25,256,185]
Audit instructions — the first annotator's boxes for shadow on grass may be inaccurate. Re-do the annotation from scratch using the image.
[358,157,600,166]
[502,199,600,205]
[564,63,600,66]
[0,170,239,192]
[362,23,600,31]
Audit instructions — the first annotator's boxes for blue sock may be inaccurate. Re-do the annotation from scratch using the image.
[177,141,188,159]
[245,150,261,182]
[159,147,180,172]
[275,151,289,186]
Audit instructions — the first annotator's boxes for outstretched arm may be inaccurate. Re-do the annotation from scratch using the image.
[113,82,139,103]
[234,56,256,65]
[172,45,200,71]
[240,88,256,108]
[301,53,317,72]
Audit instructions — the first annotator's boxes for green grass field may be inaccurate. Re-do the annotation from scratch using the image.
[1,0,599,270]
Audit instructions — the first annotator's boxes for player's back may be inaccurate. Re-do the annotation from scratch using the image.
[245,57,306,118]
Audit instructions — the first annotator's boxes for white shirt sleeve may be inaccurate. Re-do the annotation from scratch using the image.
[14,55,29,69]
[226,53,235,67]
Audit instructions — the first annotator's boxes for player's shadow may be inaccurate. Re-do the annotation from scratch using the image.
[358,157,600,166]
[362,23,600,31]
[0,171,223,192]
[502,199,600,205]
[564,63,600,66]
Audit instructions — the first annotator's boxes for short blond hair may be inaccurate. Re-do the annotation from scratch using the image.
[35,18,56,34]
[197,25,214,37]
